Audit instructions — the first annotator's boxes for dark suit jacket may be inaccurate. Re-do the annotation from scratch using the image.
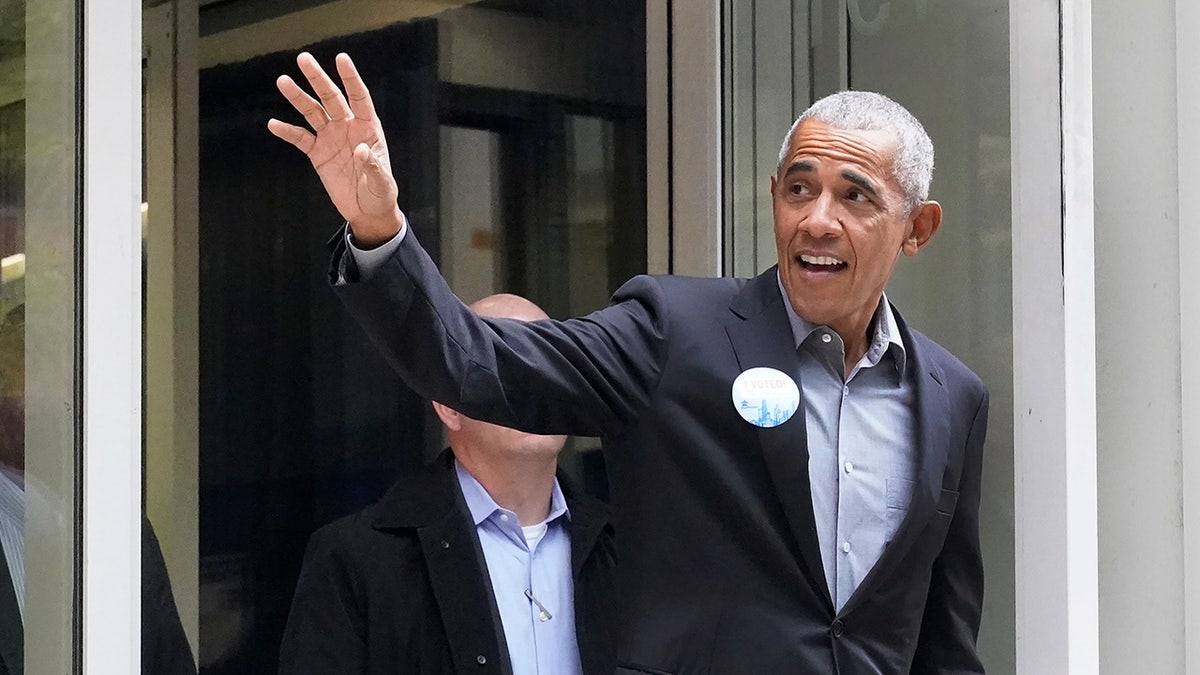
[330,228,989,674]
[278,451,617,675]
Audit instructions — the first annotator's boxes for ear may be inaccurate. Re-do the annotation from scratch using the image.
[431,401,462,432]
[769,173,778,195]
[901,200,942,256]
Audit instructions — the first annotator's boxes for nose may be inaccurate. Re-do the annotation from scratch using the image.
[798,191,843,239]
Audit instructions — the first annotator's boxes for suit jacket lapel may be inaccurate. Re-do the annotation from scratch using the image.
[563,481,608,580]
[725,267,834,613]
[562,476,615,675]
[372,453,514,675]
[839,314,951,617]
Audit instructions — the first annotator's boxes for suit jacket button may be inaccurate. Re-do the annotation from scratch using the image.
[831,619,845,638]
[476,655,487,665]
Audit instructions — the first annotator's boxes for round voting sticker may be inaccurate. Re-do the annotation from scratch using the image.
[731,367,800,428]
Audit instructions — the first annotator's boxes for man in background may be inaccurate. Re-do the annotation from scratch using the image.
[278,293,616,675]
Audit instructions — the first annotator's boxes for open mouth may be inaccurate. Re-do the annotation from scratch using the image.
[797,253,848,272]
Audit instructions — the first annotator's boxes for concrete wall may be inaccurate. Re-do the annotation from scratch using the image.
[1093,0,1192,672]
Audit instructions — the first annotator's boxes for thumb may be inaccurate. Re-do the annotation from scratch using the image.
[353,143,397,203]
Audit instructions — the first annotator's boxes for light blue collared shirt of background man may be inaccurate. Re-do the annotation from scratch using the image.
[350,225,583,673]
[455,460,582,675]
[346,226,913,613]
[777,275,916,611]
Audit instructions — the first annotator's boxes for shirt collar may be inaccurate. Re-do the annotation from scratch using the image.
[454,458,570,527]
[775,272,908,377]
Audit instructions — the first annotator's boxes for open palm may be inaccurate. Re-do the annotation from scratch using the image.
[268,52,403,246]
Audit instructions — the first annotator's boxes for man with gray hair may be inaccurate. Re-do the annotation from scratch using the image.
[270,52,988,674]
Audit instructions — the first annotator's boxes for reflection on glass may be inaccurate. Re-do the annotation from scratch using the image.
[724,0,1013,671]
[565,115,616,316]
[1,0,77,670]
[0,77,26,650]
[0,106,24,487]
[192,1,646,670]
[440,125,504,305]
[845,2,1014,672]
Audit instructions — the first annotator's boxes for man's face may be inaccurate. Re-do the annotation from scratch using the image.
[457,414,567,461]
[771,119,938,341]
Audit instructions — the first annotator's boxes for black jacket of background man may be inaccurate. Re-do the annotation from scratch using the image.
[278,450,617,675]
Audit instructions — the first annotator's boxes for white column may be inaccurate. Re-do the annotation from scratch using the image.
[1084,0,1200,671]
[83,0,142,671]
[1176,0,1200,670]
[1060,0,1099,669]
[1092,0,1187,672]
[1011,0,1099,671]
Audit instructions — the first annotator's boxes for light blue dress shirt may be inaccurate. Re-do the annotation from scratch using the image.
[344,222,405,280]
[455,461,582,675]
[778,278,916,611]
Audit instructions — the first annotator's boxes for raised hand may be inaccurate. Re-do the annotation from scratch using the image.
[268,52,403,247]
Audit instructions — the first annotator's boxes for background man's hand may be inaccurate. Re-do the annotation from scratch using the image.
[267,52,403,247]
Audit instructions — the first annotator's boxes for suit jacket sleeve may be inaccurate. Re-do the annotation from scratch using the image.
[278,526,367,675]
[910,389,989,675]
[329,224,670,438]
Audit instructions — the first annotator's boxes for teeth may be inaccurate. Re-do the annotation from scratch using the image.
[799,254,844,266]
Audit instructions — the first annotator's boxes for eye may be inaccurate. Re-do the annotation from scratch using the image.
[846,188,869,203]
[788,182,810,196]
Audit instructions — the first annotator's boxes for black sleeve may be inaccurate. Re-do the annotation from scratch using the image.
[277,525,367,675]
[330,225,670,438]
[141,517,197,675]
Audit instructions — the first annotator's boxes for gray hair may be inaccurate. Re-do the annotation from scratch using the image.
[777,91,934,214]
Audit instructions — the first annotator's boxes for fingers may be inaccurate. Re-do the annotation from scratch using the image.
[275,75,331,133]
[335,53,379,123]
[266,118,316,154]
[296,52,353,122]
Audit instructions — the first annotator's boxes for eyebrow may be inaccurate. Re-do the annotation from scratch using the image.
[841,171,879,198]
[781,162,881,199]
[782,161,814,178]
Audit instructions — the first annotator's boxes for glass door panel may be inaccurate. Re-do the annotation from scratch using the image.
[189,2,646,669]
[723,0,1014,670]
[1,0,80,671]
[846,3,1014,671]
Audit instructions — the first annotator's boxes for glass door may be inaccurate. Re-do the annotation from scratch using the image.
[1,0,81,671]
[722,0,1015,670]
